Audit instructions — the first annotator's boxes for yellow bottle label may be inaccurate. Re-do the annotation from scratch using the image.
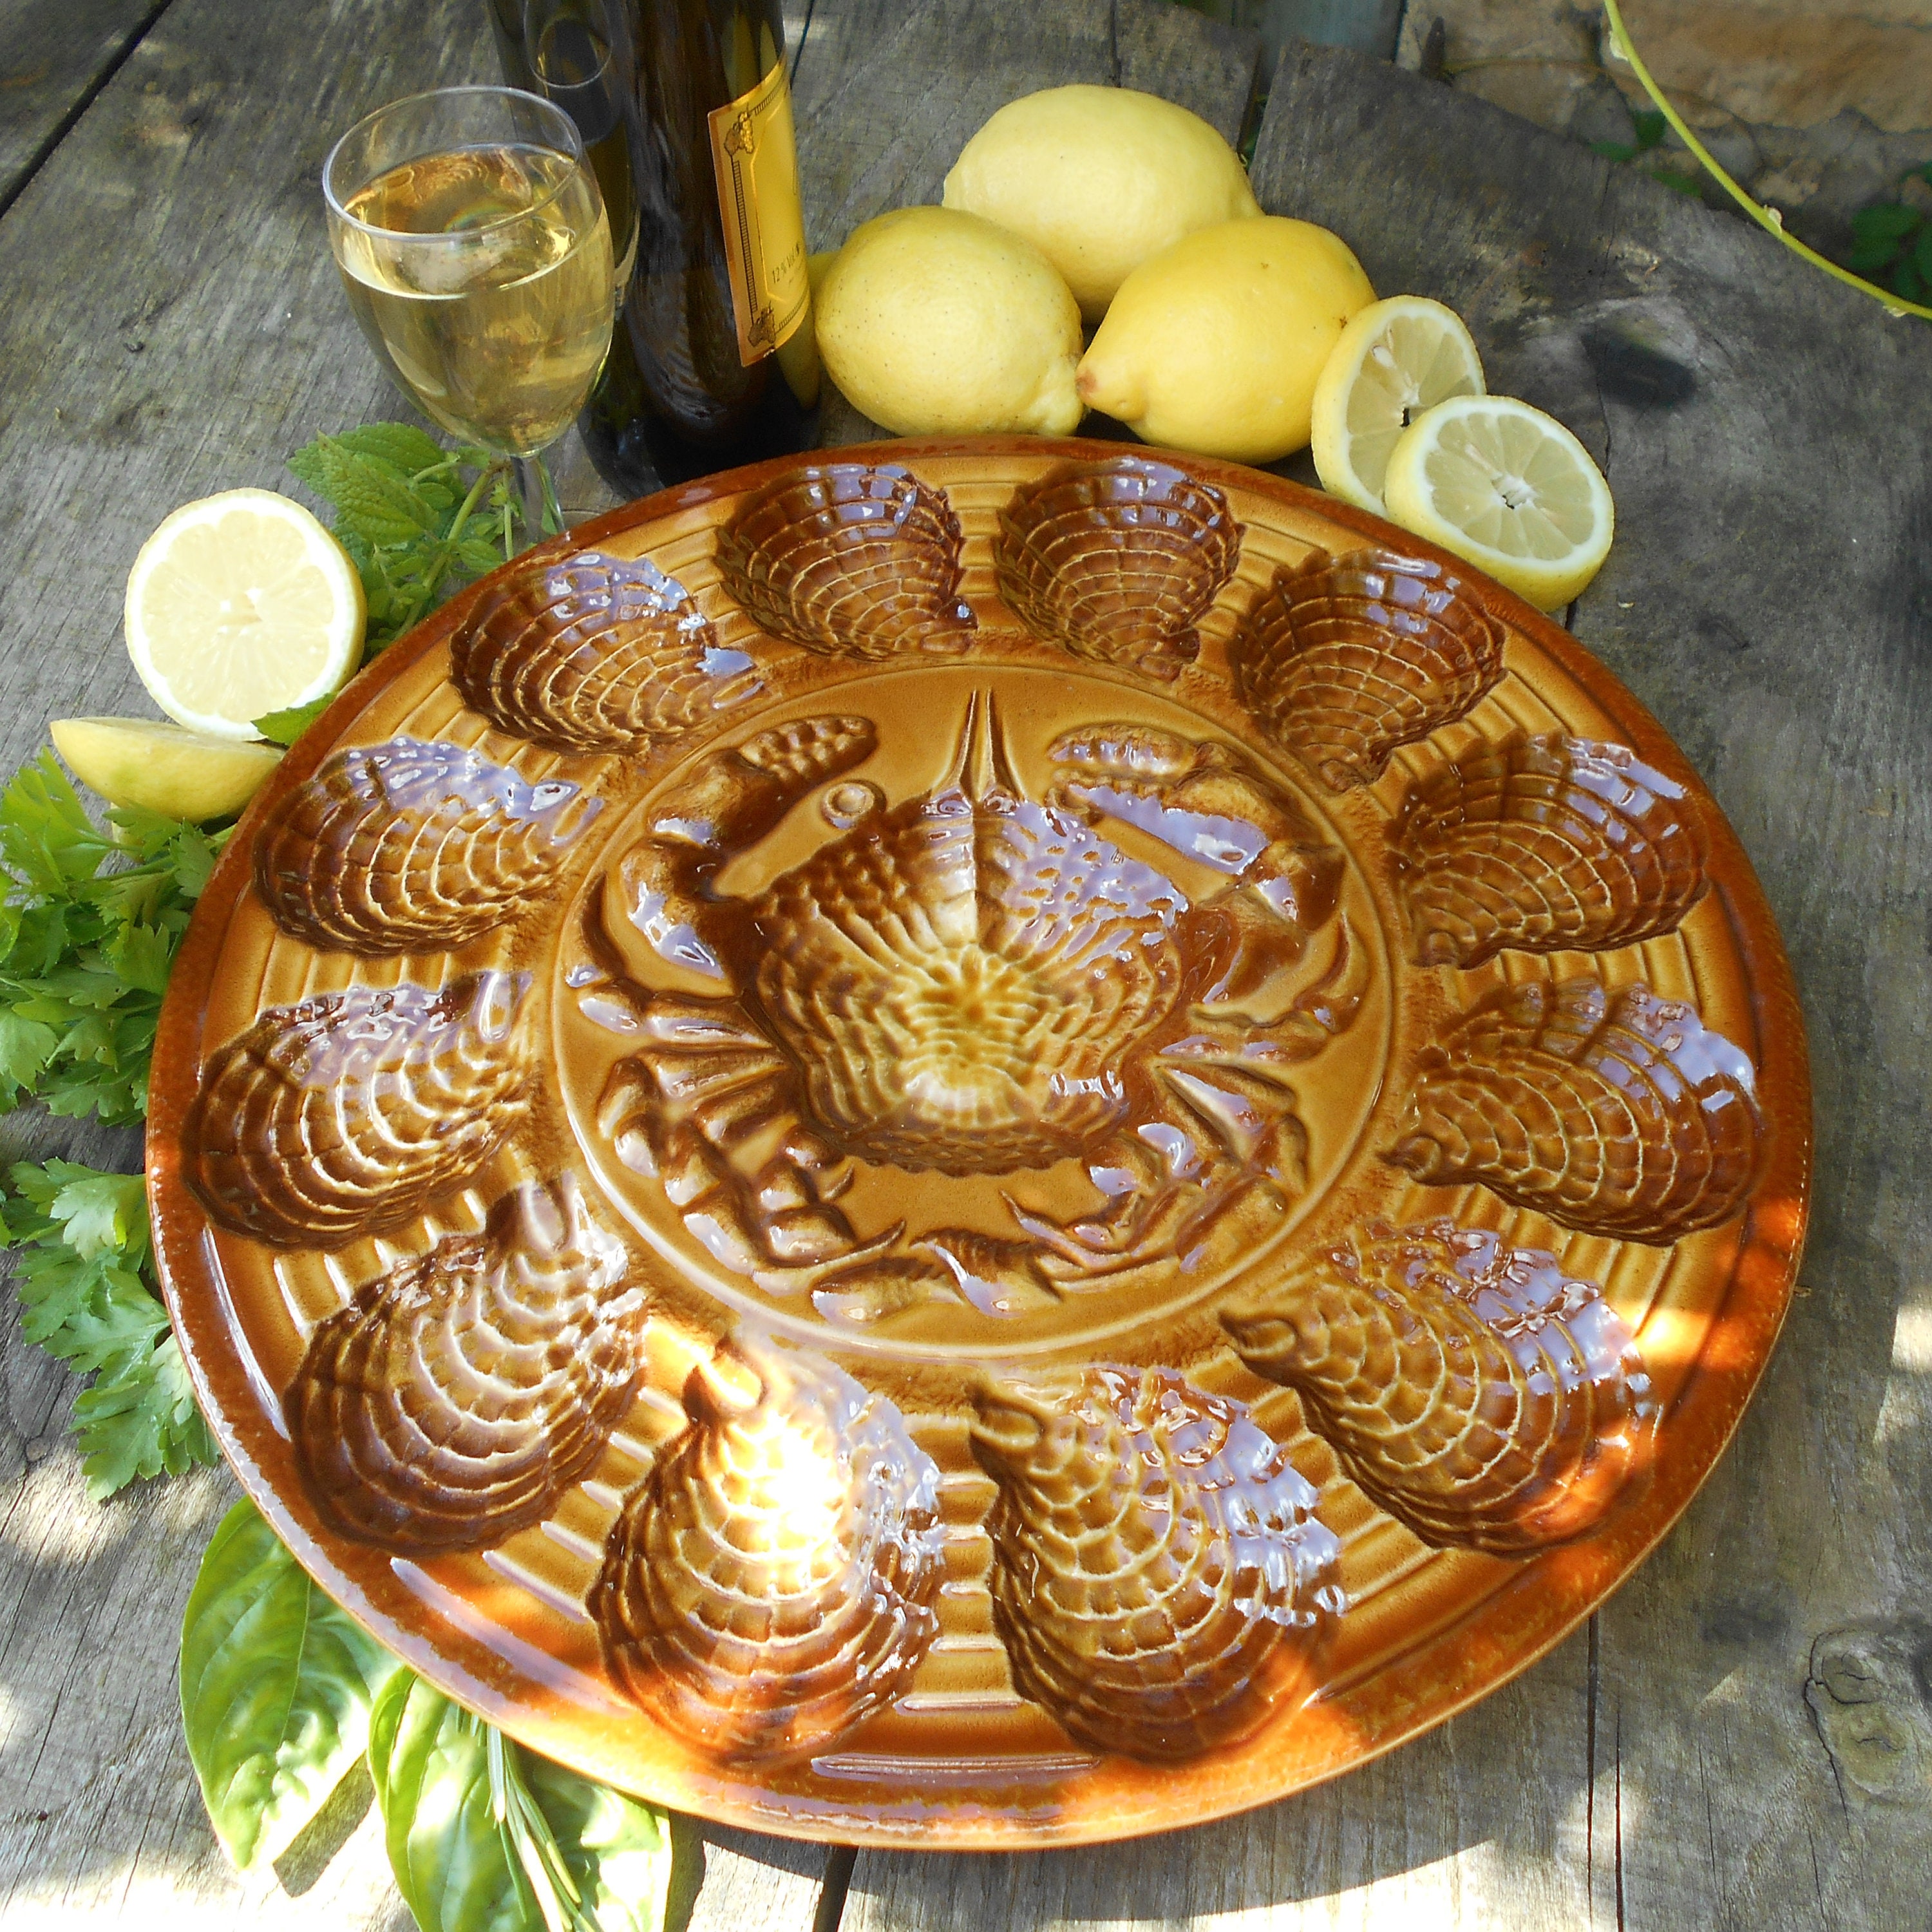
[707,60,811,368]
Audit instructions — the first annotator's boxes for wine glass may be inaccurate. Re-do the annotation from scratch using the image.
[323,86,616,540]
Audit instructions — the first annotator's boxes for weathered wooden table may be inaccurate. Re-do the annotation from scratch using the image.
[3,0,1930,1924]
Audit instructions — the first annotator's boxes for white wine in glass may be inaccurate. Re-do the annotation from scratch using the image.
[325,88,616,533]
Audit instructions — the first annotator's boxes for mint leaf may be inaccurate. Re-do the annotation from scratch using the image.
[254,697,336,748]
[287,427,524,654]
[332,422,451,478]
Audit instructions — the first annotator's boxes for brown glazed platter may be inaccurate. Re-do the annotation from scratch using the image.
[149,437,1811,1848]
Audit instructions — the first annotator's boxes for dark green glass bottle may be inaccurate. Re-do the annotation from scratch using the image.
[488,0,819,491]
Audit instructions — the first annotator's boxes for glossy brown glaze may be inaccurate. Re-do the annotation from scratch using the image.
[285,1175,645,1553]
[994,455,1242,679]
[452,549,761,753]
[714,462,976,658]
[974,1366,1341,1761]
[146,439,1810,1850]
[585,695,1359,1318]
[1224,1219,1658,1552]
[1392,731,1709,967]
[1230,548,1506,790]
[589,1340,944,1762]
[254,738,600,954]
[183,971,532,1247]
[1387,977,1765,1241]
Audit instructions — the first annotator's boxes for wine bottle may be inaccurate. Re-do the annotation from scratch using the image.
[489,0,819,491]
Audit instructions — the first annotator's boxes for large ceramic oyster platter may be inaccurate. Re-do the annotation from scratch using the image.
[150,439,1810,1847]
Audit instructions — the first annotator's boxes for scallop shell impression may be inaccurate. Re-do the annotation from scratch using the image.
[1229,549,1506,790]
[714,463,976,660]
[284,1175,645,1555]
[254,738,600,954]
[994,457,1242,680]
[1224,1220,1659,1553]
[1393,732,1710,967]
[590,1341,945,1763]
[1386,977,1764,1242]
[184,971,533,1247]
[971,1367,1341,1761]
[451,550,758,753]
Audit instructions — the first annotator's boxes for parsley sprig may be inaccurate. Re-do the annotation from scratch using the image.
[1,420,532,1492]
[0,1160,216,1495]
[0,755,224,1125]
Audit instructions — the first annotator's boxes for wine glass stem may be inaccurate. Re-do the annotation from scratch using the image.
[513,453,562,545]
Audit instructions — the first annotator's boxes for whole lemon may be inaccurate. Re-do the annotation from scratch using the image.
[1076,218,1376,463]
[814,207,1084,438]
[943,85,1260,324]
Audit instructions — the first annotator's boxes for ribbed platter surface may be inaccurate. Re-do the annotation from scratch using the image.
[149,439,1810,1847]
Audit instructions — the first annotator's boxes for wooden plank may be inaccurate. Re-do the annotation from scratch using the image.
[0,0,168,210]
[1259,42,1932,1932]
[0,0,825,1923]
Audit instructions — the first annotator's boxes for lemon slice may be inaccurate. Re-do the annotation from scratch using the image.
[1383,395,1615,611]
[52,717,283,822]
[124,489,365,742]
[1311,296,1485,514]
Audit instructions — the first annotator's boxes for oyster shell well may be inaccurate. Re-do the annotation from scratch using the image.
[285,1175,645,1554]
[1387,977,1764,1241]
[1393,732,1709,967]
[1224,1219,1659,1553]
[972,1367,1340,1761]
[254,738,599,954]
[1229,549,1506,790]
[590,1341,944,1762]
[714,464,976,660]
[451,551,758,753]
[184,971,533,1247]
[994,457,1242,680]
[750,695,1187,1173]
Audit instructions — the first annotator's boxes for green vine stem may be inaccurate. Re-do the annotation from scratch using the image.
[1600,0,1932,321]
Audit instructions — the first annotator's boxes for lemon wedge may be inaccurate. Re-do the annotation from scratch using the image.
[1383,395,1615,611]
[1312,296,1485,514]
[52,717,283,821]
[124,489,365,741]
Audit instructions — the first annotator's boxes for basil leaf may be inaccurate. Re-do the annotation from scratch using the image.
[524,1756,676,1932]
[368,1672,532,1932]
[368,1672,676,1932]
[180,1499,402,1868]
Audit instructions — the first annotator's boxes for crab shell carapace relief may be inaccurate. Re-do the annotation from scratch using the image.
[147,439,1810,1850]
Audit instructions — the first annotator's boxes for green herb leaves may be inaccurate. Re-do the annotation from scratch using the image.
[180,1499,404,1868]
[3,1158,216,1494]
[1846,173,1932,306]
[287,425,526,652]
[176,1494,679,1930]
[1590,109,1699,197]
[0,754,223,1125]
[368,1672,675,1932]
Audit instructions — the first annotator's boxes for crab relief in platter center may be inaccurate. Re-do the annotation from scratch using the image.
[561,683,1381,1337]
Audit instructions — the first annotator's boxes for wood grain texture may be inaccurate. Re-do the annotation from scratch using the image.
[0,0,170,209]
[0,0,824,1923]
[1255,42,1932,1932]
[5,5,1925,1928]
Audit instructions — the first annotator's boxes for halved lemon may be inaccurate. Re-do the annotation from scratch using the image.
[51,717,283,822]
[1383,394,1615,611]
[124,489,365,741]
[1311,295,1485,514]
